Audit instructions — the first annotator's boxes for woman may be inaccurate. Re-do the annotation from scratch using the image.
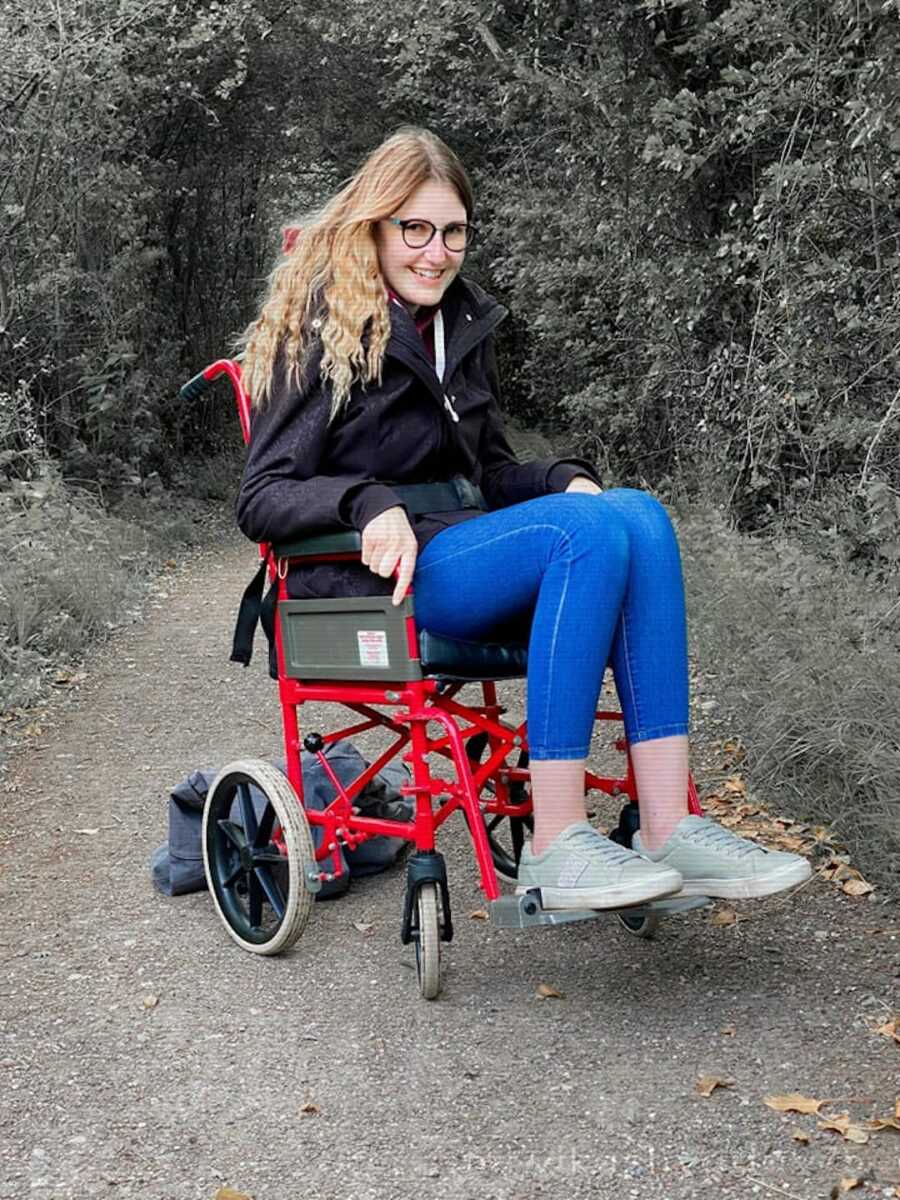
[237,127,810,911]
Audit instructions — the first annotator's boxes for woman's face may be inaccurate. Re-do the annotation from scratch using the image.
[375,179,468,314]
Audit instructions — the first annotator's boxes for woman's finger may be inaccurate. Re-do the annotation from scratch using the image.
[392,545,417,605]
[373,546,399,578]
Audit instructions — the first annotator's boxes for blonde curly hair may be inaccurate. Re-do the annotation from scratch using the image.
[240,127,474,420]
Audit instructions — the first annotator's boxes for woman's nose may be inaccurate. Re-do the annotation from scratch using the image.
[423,236,450,264]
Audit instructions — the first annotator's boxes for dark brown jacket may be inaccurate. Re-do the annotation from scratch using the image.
[236,276,600,598]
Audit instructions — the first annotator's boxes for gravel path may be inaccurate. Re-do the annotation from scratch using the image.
[1,529,897,1200]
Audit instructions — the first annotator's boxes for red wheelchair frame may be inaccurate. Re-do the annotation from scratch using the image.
[182,358,704,999]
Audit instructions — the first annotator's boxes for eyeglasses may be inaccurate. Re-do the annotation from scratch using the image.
[386,217,475,252]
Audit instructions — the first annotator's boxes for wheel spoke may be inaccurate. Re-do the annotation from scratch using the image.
[254,864,286,919]
[253,801,276,850]
[237,782,259,842]
[247,871,264,927]
[221,862,245,890]
[252,849,285,865]
[217,819,247,851]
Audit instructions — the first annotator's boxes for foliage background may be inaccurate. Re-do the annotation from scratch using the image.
[2,0,898,886]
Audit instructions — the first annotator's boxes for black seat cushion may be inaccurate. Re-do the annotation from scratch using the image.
[418,629,528,681]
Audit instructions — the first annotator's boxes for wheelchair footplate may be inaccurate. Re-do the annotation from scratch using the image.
[489,890,711,930]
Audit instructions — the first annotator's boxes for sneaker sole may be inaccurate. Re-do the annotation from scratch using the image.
[515,869,683,911]
[674,858,813,900]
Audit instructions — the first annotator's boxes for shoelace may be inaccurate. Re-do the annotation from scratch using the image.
[564,825,639,866]
[682,821,763,859]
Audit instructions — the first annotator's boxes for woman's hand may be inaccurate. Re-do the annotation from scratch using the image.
[361,506,418,606]
[564,476,603,496]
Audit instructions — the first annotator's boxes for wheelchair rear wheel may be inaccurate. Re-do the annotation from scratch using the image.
[203,759,316,956]
[466,733,533,883]
[414,882,442,1000]
[616,911,661,938]
[485,810,534,883]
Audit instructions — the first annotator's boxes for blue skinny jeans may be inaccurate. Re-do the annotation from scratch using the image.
[412,489,689,760]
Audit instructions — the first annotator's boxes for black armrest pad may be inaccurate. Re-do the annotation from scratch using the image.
[272,530,363,557]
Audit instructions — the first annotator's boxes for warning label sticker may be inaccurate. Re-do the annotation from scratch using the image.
[357,629,390,667]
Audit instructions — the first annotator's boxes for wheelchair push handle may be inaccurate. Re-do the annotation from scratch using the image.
[179,357,251,445]
[179,368,214,402]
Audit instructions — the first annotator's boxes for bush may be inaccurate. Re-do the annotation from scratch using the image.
[680,506,900,895]
[0,468,180,712]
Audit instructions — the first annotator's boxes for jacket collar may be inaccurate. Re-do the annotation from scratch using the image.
[386,275,506,365]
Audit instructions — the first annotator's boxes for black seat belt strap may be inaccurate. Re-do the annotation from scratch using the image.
[230,554,271,666]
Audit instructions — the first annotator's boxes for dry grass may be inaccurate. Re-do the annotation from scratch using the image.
[0,466,225,713]
[679,506,900,895]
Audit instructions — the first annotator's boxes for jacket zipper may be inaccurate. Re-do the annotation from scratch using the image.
[386,305,507,410]
[384,299,507,465]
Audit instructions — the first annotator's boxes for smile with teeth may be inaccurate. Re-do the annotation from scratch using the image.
[410,267,444,279]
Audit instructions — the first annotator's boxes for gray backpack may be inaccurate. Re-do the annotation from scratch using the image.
[150,738,412,900]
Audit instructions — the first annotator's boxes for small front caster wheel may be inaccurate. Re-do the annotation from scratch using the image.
[203,759,316,956]
[414,882,442,1000]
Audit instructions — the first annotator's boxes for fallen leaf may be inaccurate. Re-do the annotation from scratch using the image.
[764,1093,829,1115]
[469,909,488,921]
[872,1017,900,1044]
[842,878,874,897]
[791,1128,810,1144]
[837,1180,863,1194]
[818,1114,870,1144]
[535,982,564,1000]
[696,1075,734,1097]
[719,1025,737,1037]
[723,775,747,796]
[710,908,739,927]
[214,1189,254,1200]
[773,834,808,852]
[867,1116,900,1133]
[298,1101,320,1117]
[352,921,374,935]
[142,995,159,1010]
[831,863,860,882]
[736,802,762,818]
[719,814,744,828]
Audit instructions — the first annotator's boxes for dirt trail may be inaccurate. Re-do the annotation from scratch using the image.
[1,529,897,1200]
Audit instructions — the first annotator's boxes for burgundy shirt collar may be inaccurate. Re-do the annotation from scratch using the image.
[387,288,439,334]
[387,288,439,364]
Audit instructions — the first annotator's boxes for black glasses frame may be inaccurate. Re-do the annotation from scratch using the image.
[386,217,475,251]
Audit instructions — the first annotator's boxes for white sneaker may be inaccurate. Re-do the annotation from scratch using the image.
[633,815,813,899]
[516,821,684,911]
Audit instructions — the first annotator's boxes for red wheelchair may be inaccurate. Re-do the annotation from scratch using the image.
[180,359,706,999]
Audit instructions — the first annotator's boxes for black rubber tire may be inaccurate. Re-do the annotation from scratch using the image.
[484,809,534,883]
[202,759,316,956]
[616,911,662,939]
[466,734,533,883]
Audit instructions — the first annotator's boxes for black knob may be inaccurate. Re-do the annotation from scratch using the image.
[303,733,325,753]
